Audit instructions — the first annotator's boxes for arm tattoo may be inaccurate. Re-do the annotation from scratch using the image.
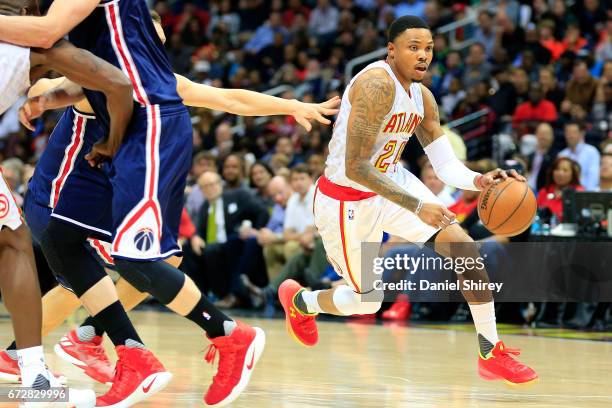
[414,85,442,148]
[345,70,421,212]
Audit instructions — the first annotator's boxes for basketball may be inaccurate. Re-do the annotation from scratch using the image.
[477,179,537,237]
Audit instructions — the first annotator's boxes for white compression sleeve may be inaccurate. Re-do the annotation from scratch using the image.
[423,135,481,191]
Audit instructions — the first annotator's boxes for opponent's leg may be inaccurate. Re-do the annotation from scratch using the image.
[434,224,538,386]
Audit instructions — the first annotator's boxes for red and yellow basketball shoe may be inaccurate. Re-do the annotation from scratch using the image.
[95,346,172,407]
[54,329,114,384]
[278,279,319,347]
[204,321,265,406]
[478,341,538,386]
[0,351,67,385]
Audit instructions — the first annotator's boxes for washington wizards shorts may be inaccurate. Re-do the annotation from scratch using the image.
[107,104,191,261]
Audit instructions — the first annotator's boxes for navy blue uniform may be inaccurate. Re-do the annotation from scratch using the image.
[25,108,115,290]
[59,0,192,261]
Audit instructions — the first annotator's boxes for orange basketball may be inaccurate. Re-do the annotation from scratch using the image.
[477,179,537,237]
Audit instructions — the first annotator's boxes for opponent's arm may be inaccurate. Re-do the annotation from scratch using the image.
[345,69,454,229]
[39,40,133,162]
[19,78,85,130]
[0,0,99,48]
[175,74,339,131]
[417,85,524,189]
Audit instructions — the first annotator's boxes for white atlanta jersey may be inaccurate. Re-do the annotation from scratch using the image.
[0,42,30,115]
[325,60,424,192]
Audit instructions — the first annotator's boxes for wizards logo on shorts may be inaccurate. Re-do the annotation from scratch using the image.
[133,227,155,252]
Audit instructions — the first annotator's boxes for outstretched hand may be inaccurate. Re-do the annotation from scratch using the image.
[19,96,47,131]
[291,96,340,131]
[475,168,526,190]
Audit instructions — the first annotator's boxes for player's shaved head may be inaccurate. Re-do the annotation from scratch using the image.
[0,0,38,16]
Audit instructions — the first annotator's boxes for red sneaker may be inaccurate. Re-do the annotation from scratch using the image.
[96,346,172,407]
[0,351,67,385]
[204,321,265,407]
[478,341,538,386]
[54,329,114,384]
[278,279,318,347]
[382,294,411,320]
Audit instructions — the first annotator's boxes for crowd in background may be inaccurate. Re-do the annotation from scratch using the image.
[0,0,610,329]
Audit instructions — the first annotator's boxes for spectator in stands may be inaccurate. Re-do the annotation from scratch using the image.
[307,154,325,180]
[565,60,599,112]
[265,135,304,167]
[512,83,558,136]
[537,157,584,221]
[592,76,611,124]
[420,164,455,206]
[185,151,218,218]
[183,171,269,306]
[539,20,565,61]
[597,153,612,192]
[309,0,339,43]
[495,10,525,61]
[474,10,496,55]
[244,12,288,54]
[523,24,552,66]
[462,42,492,88]
[249,161,275,207]
[448,189,479,224]
[558,121,601,190]
[395,0,426,20]
[595,16,612,61]
[510,67,530,105]
[211,122,234,159]
[222,153,249,191]
[263,164,315,281]
[441,77,466,118]
[528,123,557,192]
[539,66,565,108]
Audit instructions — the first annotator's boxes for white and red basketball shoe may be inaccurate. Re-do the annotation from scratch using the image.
[95,346,172,408]
[204,321,265,407]
[0,350,67,385]
[54,329,114,384]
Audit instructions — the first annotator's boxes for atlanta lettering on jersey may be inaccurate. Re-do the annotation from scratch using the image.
[382,112,422,134]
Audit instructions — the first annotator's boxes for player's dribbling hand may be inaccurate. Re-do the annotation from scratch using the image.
[417,203,456,230]
[85,140,116,167]
[291,96,340,131]
[475,168,526,189]
[18,96,47,131]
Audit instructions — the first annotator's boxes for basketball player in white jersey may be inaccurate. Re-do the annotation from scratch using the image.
[278,16,538,386]
[0,0,135,404]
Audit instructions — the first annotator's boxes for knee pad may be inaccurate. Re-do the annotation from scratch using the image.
[40,219,105,296]
[332,285,383,316]
[114,259,185,305]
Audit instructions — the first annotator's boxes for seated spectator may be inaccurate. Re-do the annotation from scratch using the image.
[597,153,612,192]
[263,164,315,280]
[264,135,304,167]
[462,42,492,88]
[244,12,288,54]
[185,151,217,218]
[539,66,565,108]
[222,153,250,191]
[309,0,339,42]
[528,123,557,192]
[558,121,601,190]
[307,153,325,180]
[249,161,275,207]
[420,164,455,206]
[512,84,558,136]
[565,60,599,112]
[182,171,269,306]
[474,9,496,55]
[448,189,480,224]
[211,122,234,159]
[537,157,584,221]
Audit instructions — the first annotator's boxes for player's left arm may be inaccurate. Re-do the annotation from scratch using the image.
[0,0,99,49]
[416,85,524,190]
[175,74,339,131]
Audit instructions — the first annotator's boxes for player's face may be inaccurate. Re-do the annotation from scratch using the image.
[553,160,573,187]
[388,29,433,83]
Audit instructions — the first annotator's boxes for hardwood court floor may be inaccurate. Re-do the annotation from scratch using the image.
[1,310,611,407]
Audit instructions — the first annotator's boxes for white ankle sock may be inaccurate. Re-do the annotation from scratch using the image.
[469,302,499,345]
[301,290,322,314]
[17,346,47,387]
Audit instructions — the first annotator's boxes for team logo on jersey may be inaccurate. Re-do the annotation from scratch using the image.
[0,194,9,219]
[348,209,355,220]
[133,227,155,252]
